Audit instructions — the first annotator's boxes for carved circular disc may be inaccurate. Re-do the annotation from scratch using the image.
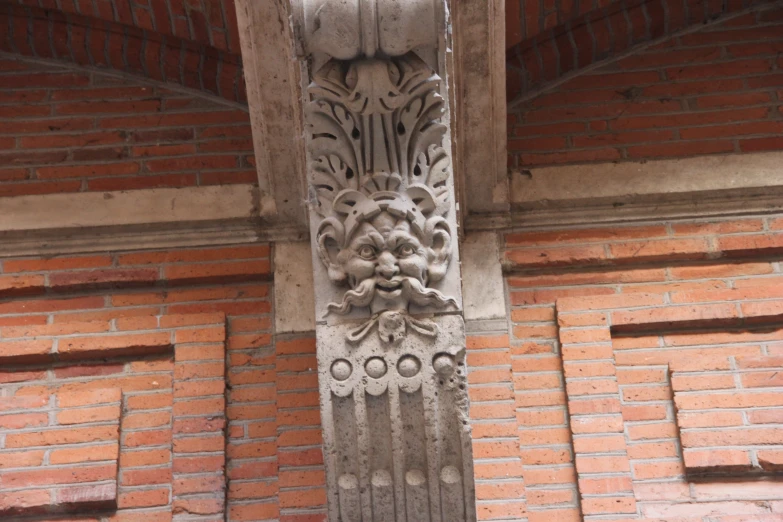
[440,466,461,484]
[331,359,353,381]
[432,353,456,377]
[365,357,388,379]
[397,355,421,378]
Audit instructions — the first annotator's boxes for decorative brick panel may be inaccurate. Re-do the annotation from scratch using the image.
[0,312,228,520]
[0,390,121,517]
[557,291,783,520]
[0,243,277,521]
[673,354,783,477]
[505,216,783,520]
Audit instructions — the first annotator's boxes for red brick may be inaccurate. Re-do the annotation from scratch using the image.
[57,404,121,425]
[36,162,141,180]
[1,463,117,488]
[50,444,120,464]
[58,332,171,358]
[48,269,159,291]
[0,490,51,515]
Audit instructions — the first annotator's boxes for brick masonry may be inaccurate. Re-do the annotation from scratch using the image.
[557,292,783,520]
[0,1,782,520]
[11,0,242,55]
[0,243,308,522]
[0,3,245,104]
[0,312,228,521]
[0,55,255,197]
[502,216,783,521]
[509,5,783,167]
[506,0,774,103]
[0,221,782,521]
[506,0,624,49]
[0,389,121,517]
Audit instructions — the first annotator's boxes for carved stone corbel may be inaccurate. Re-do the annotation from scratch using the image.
[292,2,477,520]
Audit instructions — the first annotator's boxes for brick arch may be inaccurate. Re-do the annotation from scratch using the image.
[506,0,626,50]
[0,4,246,105]
[506,0,774,104]
[11,0,242,54]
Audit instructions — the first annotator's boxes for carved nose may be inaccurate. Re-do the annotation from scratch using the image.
[376,252,399,279]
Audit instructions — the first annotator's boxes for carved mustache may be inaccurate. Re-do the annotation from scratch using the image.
[326,276,456,315]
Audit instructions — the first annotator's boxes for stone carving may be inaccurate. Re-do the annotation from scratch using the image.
[301,0,440,61]
[318,315,475,522]
[294,1,477,521]
[308,54,457,344]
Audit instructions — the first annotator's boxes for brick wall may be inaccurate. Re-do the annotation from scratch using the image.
[506,0,624,49]
[0,4,245,104]
[509,6,783,168]
[501,215,783,521]
[0,55,255,197]
[2,221,782,521]
[11,0,242,54]
[0,244,319,522]
[0,314,228,520]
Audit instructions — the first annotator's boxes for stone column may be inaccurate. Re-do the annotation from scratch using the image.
[291,1,477,520]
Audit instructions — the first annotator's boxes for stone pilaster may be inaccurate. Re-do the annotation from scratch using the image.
[291,1,477,520]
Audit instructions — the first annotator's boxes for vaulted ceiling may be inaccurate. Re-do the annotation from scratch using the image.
[505,0,777,103]
[4,0,775,107]
[1,0,245,103]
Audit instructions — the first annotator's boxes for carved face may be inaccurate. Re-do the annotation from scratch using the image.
[320,210,454,315]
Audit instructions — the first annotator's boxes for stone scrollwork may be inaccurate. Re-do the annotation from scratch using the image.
[308,53,457,344]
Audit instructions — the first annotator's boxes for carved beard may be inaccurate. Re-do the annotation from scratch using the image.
[326,276,456,315]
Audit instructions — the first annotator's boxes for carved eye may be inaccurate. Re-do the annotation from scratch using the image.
[358,245,377,260]
[397,244,415,257]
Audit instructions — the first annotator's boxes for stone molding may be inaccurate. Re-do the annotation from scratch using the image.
[0,185,292,258]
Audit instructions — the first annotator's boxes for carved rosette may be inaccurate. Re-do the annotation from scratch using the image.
[296,1,476,520]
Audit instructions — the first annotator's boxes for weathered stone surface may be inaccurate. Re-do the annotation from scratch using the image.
[274,242,316,334]
[462,232,506,322]
[288,1,476,519]
[317,315,475,521]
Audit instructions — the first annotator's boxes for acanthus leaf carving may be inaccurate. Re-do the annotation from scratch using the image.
[307,52,457,344]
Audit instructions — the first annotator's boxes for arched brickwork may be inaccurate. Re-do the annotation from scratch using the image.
[0,4,245,104]
[506,0,775,103]
[506,0,625,49]
[12,0,241,53]
[507,5,783,168]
